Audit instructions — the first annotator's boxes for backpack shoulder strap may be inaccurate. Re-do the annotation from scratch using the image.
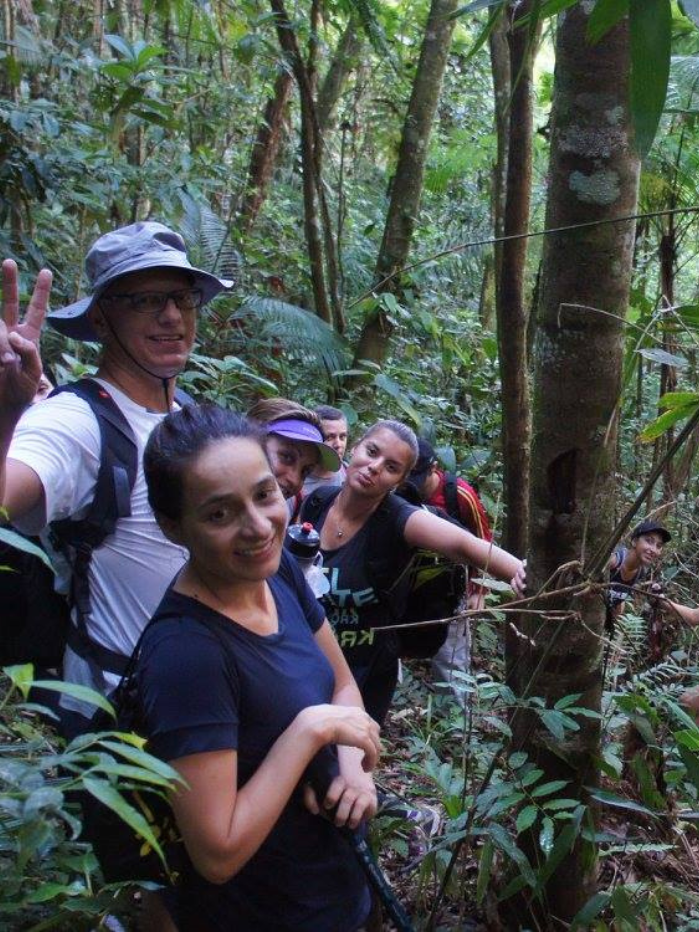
[298,485,342,526]
[49,379,139,682]
[443,473,461,524]
[50,379,137,548]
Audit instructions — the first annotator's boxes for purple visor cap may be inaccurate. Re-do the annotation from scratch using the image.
[267,419,341,473]
[47,221,234,342]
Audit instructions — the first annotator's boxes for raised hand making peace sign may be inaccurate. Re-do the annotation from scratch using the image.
[0,260,52,414]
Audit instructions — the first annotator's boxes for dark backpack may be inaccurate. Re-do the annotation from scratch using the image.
[299,487,466,660]
[1,378,191,687]
[80,611,188,886]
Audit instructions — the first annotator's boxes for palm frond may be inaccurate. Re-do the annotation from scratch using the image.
[233,297,351,375]
[667,56,699,112]
[177,191,243,284]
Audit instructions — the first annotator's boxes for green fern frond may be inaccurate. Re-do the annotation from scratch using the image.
[233,297,350,374]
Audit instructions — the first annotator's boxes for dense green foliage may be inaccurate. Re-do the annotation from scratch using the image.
[6,0,699,928]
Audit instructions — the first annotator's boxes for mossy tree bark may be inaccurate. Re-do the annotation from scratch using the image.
[495,0,540,559]
[511,6,640,926]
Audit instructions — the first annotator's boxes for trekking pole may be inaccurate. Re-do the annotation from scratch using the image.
[338,824,415,932]
[312,766,415,932]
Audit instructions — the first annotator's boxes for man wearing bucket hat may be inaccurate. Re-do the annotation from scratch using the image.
[0,221,232,732]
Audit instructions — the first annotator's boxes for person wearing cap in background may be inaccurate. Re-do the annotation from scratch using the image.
[406,438,494,696]
[302,405,349,497]
[0,221,231,734]
[606,518,671,619]
[247,397,341,519]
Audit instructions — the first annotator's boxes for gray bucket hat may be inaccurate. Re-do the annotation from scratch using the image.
[47,221,234,342]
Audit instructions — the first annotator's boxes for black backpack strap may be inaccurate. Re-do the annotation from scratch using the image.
[443,473,461,524]
[298,485,342,527]
[49,379,138,682]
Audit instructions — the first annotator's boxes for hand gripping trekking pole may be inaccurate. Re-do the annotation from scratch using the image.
[311,766,415,932]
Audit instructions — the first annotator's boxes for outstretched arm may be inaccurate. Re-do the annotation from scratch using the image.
[404,508,525,595]
[667,600,699,628]
[0,260,52,519]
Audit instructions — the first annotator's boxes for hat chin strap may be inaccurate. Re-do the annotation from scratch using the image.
[102,313,183,410]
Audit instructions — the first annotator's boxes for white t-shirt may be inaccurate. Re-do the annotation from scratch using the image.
[9,379,188,703]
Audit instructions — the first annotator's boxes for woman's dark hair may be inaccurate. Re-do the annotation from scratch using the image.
[144,404,266,522]
[358,419,419,475]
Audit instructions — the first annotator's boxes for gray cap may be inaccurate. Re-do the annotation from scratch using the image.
[47,221,234,342]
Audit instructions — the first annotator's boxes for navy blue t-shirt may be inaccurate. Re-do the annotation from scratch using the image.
[136,551,370,932]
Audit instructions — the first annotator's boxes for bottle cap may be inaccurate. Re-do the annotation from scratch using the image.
[285,522,321,559]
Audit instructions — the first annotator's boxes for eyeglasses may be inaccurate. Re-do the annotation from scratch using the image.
[99,288,204,315]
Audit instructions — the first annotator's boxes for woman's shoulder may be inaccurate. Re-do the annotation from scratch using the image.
[140,590,230,672]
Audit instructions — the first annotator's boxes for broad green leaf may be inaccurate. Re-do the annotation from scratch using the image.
[553,693,583,710]
[659,391,699,409]
[587,0,629,44]
[25,881,85,903]
[673,728,699,751]
[95,740,182,783]
[488,823,536,886]
[82,776,164,863]
[476,838,494,903]
[538,805,586,884]
[640,403,697,442]
[587,787,657,816]
[630,0,672,158]
[571,891,612,929]
[542,798,581,811]
[104,34,136,60]
[662,697,699,732]
[32,679,115,717]
[539,816,555,855]
[516,805,538,834]
[530,779,569,798]
[520,768,545,787]
[637,346,688,368]
[673,303,699,327]
[0,527,53,569]
[508,751,528,769]
[3,663,35,698]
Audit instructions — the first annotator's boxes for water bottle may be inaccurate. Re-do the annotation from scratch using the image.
[285,522,329,598]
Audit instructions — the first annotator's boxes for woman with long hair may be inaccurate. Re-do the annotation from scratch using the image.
[301,419,525,725]
[137,404,380,931]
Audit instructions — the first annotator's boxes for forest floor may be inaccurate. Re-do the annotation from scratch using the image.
[373,651,699,931]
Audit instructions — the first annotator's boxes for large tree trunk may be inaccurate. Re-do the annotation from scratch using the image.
[316,21,363,134]
[270,0,340,326]
[350,0,457,375]
[238,71,294,233]
[512,6,639,926]
[489,10,510,291]
[495,0,540,558]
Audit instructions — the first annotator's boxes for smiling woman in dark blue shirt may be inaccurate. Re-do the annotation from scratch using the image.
[137,405,380,932]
